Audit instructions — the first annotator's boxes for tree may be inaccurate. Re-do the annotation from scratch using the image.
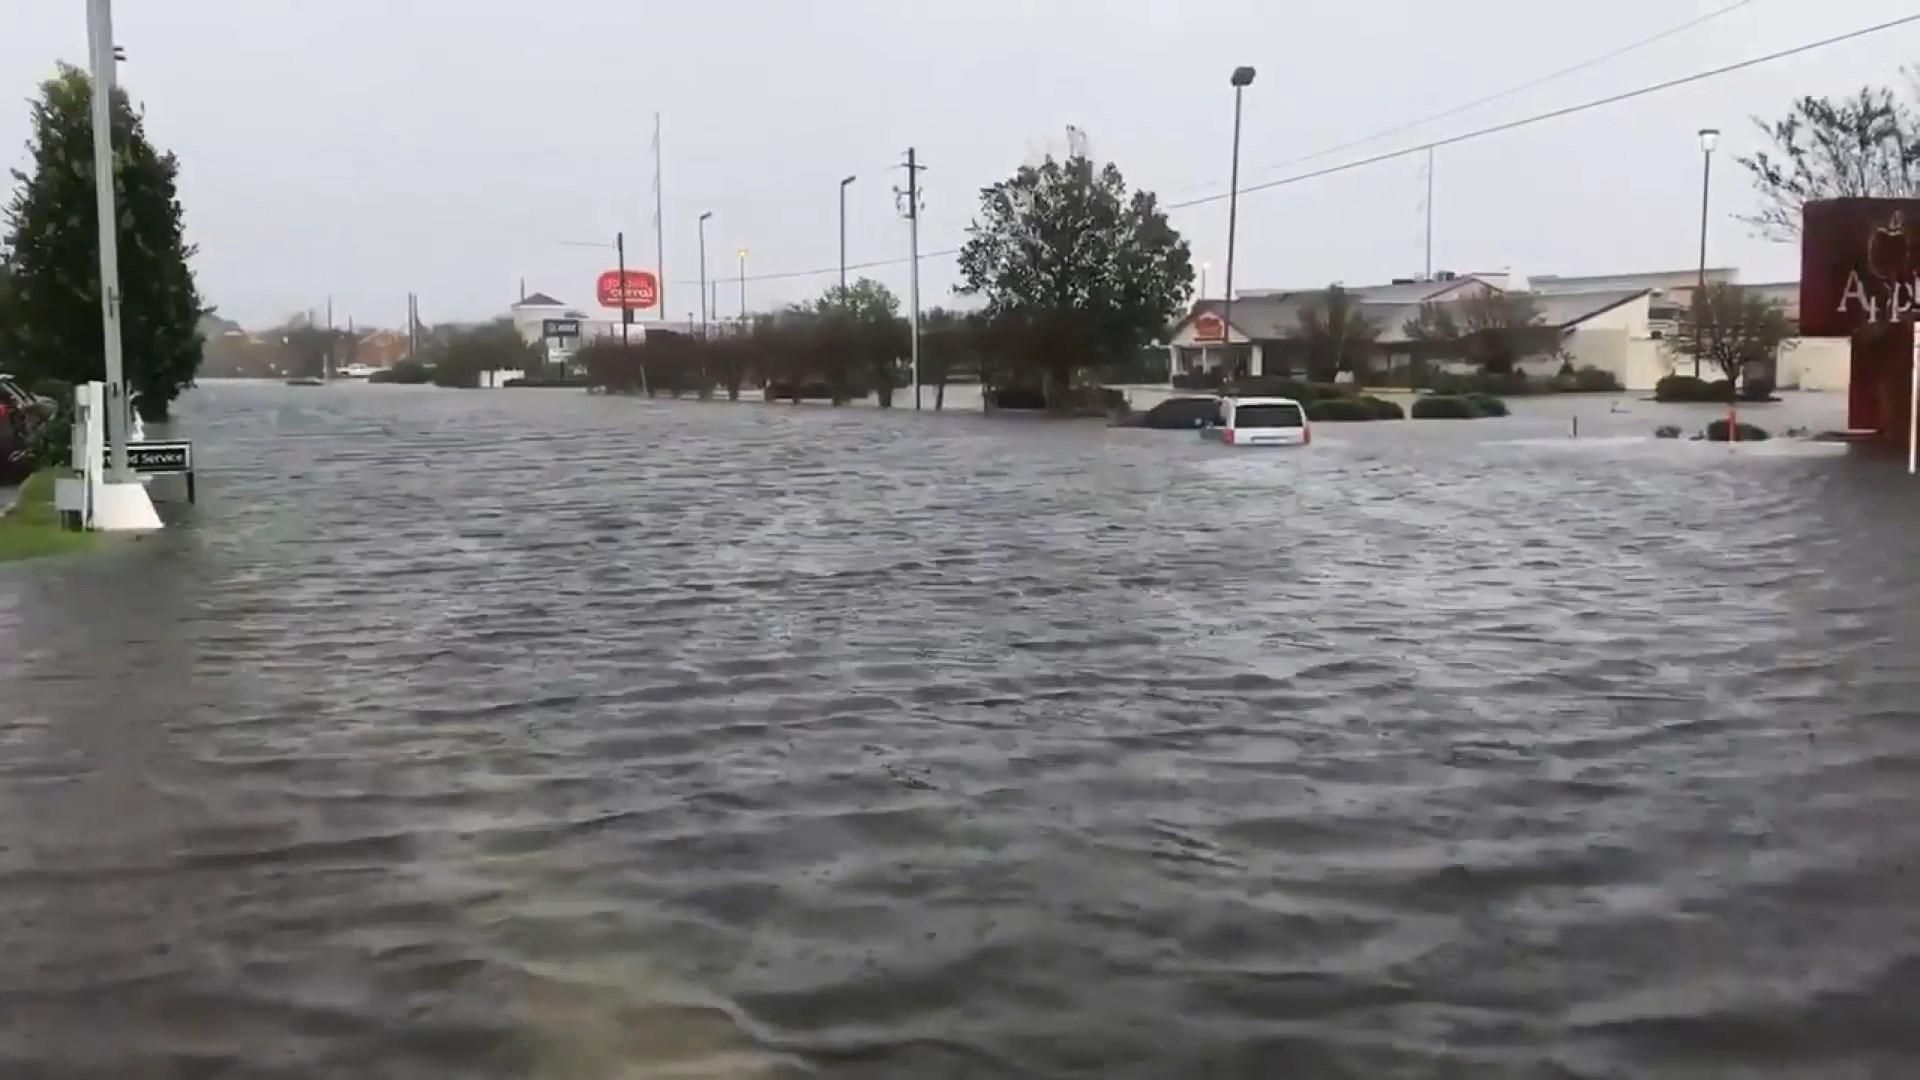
[1294,285,1378,384]
[1,65,205,419]
[815,278,905,406]
[957,154,1190,410]
[1404,292,1560,376]
[1665,283,1795,394]
[1738,85,1920,241]
[428,320,534,388]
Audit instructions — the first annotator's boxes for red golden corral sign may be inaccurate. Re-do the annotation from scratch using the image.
[1193,311,1227,343]
[1801,198,1920,336]
[596,269,658,310]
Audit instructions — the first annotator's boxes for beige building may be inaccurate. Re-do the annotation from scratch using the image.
[1167,267,1847,392]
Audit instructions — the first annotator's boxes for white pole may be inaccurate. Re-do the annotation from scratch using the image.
[1909,327,1918,475]
[87,0,130,481]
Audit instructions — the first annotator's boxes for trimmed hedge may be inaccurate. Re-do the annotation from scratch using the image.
[1655,374,1734,402]
[1550,366,1625,392]
[1411,395,1481,419]
[1222,377,1350,403]
[1367,395,1405,420]
[1739,377,1777,402]
[1706,419,1771,442]
[1466,392,1509,417]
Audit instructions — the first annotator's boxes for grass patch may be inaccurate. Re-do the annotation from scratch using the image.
[0,470,97,563]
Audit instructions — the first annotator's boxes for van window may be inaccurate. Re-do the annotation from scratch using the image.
[1232,404,1304,428]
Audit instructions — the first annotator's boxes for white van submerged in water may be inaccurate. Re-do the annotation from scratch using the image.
[1200,396,1311,447]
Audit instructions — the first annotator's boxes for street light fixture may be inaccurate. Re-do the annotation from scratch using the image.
[1694,127,1719,379]
[1223,65,1255,380]
[698,211,713,338]
[839,175,857,291]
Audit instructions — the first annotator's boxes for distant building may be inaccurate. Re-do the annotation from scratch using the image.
[1165,267,1849,392]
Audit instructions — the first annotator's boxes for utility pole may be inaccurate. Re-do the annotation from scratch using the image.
[653,113,666,323]
[897,148,925,409]
[698,211,712,338]
[737,249,747,326]
[85,0,131,479]
[1424,145,1435,281]
[324,295,333,382]
[617,229,628,358]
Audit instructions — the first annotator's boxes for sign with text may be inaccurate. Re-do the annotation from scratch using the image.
[127,441,192,474]
[1801,198,1920,336]
[1192,311,1227,343]
[596,270,658,310]
[542,318,581,339]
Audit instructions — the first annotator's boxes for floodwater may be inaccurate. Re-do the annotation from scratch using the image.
[3,383,1919,1078]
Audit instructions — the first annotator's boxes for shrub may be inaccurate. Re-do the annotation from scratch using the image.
[1306,397,1376,421]
[1411,395,1482,419]
[1706,419,1771,442]
[1655,374,1735,402]
[1738,376,1776,402]
[1572,366,1623,392]
[1654,424,1683,439]
[1466,392,1509,417]
[369,359,434,384]
[1424,370,1539,397]
[1223,377,1350,402]
[1367,395,1405,420]
[989,386,1048,410]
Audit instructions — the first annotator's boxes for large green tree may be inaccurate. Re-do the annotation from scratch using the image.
[1,65,205,418]
[815,277,906,406]
[957,154,1190,409]
[1404,292,1560,376]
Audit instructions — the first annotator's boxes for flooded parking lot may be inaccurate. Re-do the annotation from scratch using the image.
[2,382,1918,1077]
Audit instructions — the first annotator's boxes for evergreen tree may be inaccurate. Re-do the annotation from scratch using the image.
[1,64,205,419]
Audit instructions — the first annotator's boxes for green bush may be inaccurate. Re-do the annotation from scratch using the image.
[1466,392,1509,417]
[1738,376,1776,402]
[1411,395,1482,419]
[369,359,433,384]
[1366,395,1405,420]
[1572,365,1624,392]
[1706,419,1770,442]
[1423,370,1539,397]
[1655,374,1735,402]
[1305,398,1373,421]
[1654,424,1683,439]
[1223,377,1351,402]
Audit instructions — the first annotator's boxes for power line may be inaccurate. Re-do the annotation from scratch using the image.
[1167,0,1760,198]
[676,12,1919,287]
[1167,11,1920,211]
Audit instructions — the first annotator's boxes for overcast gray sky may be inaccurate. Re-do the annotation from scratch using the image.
[5,1,1919,330]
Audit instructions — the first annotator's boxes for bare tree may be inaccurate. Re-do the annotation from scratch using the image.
[1665,283,1795,394]
[1738,83,1920,241]
[1294,285,1379,384]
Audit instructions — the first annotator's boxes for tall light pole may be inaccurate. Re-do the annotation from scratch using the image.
[1695,127,1719,380]
[737,249,748,329]
[839,175,856,291]
[1223,65,1256,380]
[697,211,713,338]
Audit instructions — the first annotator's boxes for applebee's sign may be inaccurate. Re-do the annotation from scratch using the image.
[1801,199,1920,335]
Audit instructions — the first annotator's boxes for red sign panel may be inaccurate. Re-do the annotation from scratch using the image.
[1801,199,1920,336]
[1193,311,1227,343]
[596,270,658,310]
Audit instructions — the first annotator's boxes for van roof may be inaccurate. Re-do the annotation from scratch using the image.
[1221,395,1302,407]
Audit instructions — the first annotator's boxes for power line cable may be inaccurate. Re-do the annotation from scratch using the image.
[679,12,1920,287]
[1167,0,1760,198]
